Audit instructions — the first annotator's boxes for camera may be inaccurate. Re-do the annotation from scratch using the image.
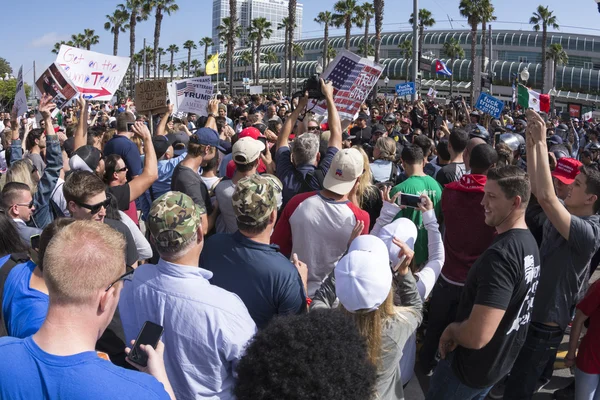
[295,74,324,100]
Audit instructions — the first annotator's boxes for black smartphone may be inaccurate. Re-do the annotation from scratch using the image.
[399,193,423,208]
[126,321,164,367]
[435,115,444,129]
[30,234,41,250]
[127,122,135,132]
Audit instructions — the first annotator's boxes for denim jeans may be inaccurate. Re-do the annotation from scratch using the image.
[575,367,600,400]
[503,322,564,399]
[426,353,492,400]
[419,278,463,373]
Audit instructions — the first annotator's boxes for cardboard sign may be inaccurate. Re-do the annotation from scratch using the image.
[475,92,504,119]
[395,82,415,97]
[249,85,263,94]
[167,77,213,116]
[56,45,130,101]
[310,50,384,121]
[135,80,168,113]
[36,62,79,110]
[14,66,28,116]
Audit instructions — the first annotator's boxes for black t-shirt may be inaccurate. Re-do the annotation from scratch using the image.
[107,184,131,211]
[452,228,540,389]
[349,126,372,145]
[435,162,466,187]
[170,164,210,215]
[104,218,139,267]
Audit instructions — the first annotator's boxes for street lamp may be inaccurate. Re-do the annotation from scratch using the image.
[520,67,530,83]
[384,76,389,92]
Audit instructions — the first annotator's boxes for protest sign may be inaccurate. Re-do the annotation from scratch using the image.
[135,79,168,113]
[395,82,415,97]
[14,66,28,116]
[56,45,130,101]
[36,62,79,110]
[249,85,263,95]
[427,87,438,98]
[310,50,384,121]
[475,92,504,119]
[167,77,213,116]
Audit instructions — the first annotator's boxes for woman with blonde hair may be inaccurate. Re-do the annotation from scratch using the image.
[5,159,39,193]
[351,146,382,231]
[371,137,400,185]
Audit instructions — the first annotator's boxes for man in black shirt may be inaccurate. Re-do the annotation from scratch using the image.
[349,112,372,146]
[435,128,468,187]
[426,166,540,400]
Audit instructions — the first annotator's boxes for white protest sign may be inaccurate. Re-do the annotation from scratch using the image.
[56,45,130,101]
[249,85,263,94]
[14,66,28,116]
[168,77,213,116]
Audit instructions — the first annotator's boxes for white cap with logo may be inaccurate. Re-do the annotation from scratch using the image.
[323,148,364,195]
[232,137,265,165]
[376,218,418,266]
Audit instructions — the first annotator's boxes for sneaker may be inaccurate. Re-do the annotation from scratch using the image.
[488,380,505,399]
[553,381,575,400]
[535,377,551,393]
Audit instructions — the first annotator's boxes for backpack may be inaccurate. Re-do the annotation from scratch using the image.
[0,253,31,337]
[295,168,325,194]
[374,162,401,189]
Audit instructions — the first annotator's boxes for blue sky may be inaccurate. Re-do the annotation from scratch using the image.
[3,0,599,87]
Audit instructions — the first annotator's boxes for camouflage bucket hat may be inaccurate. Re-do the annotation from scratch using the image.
[148,191,205,247]
[232,175,278,226]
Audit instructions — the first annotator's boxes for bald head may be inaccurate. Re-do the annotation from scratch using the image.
[465,137,486,171]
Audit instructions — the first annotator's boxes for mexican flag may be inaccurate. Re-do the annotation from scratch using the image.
[518,84,550,112]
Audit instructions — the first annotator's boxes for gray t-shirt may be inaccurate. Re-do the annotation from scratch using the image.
[532,214,600,330]
[25,153,46,174]
[214,179,237,234]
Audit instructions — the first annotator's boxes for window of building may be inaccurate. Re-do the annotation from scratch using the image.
[518,56,528,63]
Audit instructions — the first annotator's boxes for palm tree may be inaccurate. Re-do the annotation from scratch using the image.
[157,47,166,73]
[241,51,253,79]
[148,0,179,78]
[332,0,361,50]
[287,0,297,97]
[358,42,374,57]
[199,37,214,65]
[125,0,150,90]
[357,3,375,58]
[246,27,258,83]
[479,0,496,74]
[409,9,435,65]
[218,17,242,88]
[459,0,483,102]
[191,59,201,76]
[105,6,130,56]
[327,45,337,64]
[139,46,154,79]
[167,64,177,79]
[373,0,384,96]
[183,40,197,77]
[292,43,304,93]
[228,0,238,94]
[278,17,292,90]
[82,29,100,50]
[160,63,168,78]
[546,43,568,88]
[443,38,465,96]
[530,5,559,93]
[315,11,333,67]
[167,44,179,80]
[52,41,66,54]
[70,33,85,49]
[179,61,188,78]
[251,17,273,85]
[399,40,413,59]
[133,53,143,83]
[264,50,278,93]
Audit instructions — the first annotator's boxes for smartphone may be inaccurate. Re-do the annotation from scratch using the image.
[126,122,135,132]
[126,321,164,367]
[30,234,41,250]
[435,115,444,129]
[399,193,423,208]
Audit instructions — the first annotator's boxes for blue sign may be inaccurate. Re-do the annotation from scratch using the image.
[475,92,504,119]
[395,82,415,97]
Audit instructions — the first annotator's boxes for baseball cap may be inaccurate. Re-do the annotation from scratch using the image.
[376,218,418,267]
[357,112,369,120]
[261,174,283,210]
[69,146,102,172]
[342,132,356,141]
[547,134,564,145]
[232,175,278,227]
[400,118,412,126]
[372,124,386,135]
[232,137,265,164]
[148,192,205,248]
[335,235,392,312]
[239,127,265,140]
[322,148,364,195]
[551,157,582,185]
[190,127,226,152]
[152,135,174,159]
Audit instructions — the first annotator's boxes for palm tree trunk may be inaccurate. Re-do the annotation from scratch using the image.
[450,57,454,96]
[288,0,296,98]
[470,25,476,104]
[553,60,556,88]
[129,13,136,93]
[256,38,261,86]
[345,18,351,50]
[481,22,487,73]
[158,53,162,74]
[187,51,191,77]
[229,0,237,95]
[153,10,162,79]
[542,25,547,93]
[113,31,119,56]
[294,57,298,92]
[323,25,329,67]
[419,25,424,64]
[251,41,256,83]
[170,52,174,80]
[373,0,383,100]
[283,28,288,91]
[363,19,369,57]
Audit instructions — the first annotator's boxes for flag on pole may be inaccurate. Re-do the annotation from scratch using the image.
[435,60,452,76]
[517,84,550,112]
[206,53,219,76]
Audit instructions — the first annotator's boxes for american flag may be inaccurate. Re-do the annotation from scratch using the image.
[176,81,195,96]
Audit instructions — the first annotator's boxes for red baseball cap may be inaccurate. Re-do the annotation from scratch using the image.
[552,158,583,185]
[400,118,412,126]
[239,127,264,140]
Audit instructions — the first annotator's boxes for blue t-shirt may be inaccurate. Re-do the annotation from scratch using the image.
[2,261,48,338]
[103,134,143,181]
[200,231,306,329]
[0,336,170,399]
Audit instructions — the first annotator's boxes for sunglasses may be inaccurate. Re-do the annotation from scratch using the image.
[115,166,128,173]
[14,200,34,209]
[75,194,112,215]
[105,268,134,292]
[307,126,321,132]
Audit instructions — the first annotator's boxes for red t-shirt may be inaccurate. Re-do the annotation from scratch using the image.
[576,280,600,374]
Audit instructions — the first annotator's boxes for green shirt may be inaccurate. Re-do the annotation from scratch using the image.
[390,175,443,265]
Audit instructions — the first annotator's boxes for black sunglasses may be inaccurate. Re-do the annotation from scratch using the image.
[75,194,112,215]
[115,166,128,173]
[105,268,134,291]
[307,126,321,131]
[14,199,34,209]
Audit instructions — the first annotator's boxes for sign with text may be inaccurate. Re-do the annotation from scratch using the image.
[395,82,415,97]
[475,92,504,119]
[14,66,28,116]
[36,62,79,110]
[310,50,384,121]
[568,103,582,118]
[135,80,168,113]
[167,77,213,116]
[56,45,130,101]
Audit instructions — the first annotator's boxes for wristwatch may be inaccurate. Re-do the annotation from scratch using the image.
[207,112,218,118]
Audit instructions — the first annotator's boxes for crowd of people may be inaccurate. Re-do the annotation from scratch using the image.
[0,78,599,400]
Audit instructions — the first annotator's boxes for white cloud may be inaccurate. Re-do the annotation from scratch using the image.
[30,32,69,48]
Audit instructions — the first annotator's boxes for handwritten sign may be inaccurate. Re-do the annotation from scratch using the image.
[135,80,168,112]
[310,50,384,121]
[14,66,28,116]
[36,62,79,110]
[395,82,415,97]
[475,92,504,119]
[167,77,213,116]
[56,45,130,101]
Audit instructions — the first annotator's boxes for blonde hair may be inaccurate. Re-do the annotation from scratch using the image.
[352,145,377,208]
[43,220,126,305]
[5,160,37,193]
[375,137,397,161]
[102,129,116,149]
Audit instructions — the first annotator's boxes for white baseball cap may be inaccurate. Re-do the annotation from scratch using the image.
[232,137,265,164]
[376,218,418,266]
[323,148,364,195]
[335,235,393,312]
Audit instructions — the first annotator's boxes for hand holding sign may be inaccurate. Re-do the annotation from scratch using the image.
[39,93,57,119]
